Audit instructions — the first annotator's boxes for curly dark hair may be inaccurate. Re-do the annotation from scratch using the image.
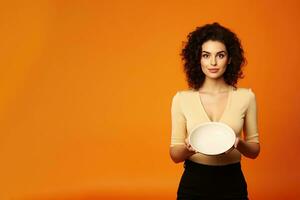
[180,22,246,90]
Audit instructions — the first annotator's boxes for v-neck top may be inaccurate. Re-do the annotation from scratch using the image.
[197,86,233,122]
[170,86,259,165]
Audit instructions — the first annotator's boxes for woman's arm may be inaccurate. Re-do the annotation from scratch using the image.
[169,138,197,163]
[234,138,260,159]
[170,92,196,163]
[237,88,260,159]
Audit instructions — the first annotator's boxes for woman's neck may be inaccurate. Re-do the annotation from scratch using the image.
[199,77,230,93]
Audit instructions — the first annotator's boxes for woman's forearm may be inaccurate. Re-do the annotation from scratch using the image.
[169,145,196,163]
[169,138,260,163]
[235,139,260,159]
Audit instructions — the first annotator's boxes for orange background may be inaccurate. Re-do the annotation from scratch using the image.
[0,0,299,199]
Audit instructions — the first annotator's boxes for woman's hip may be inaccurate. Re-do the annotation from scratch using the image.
[177,159,248,200]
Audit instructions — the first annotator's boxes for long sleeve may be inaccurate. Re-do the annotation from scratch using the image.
[243,88,259,143]
[170,91,187,147]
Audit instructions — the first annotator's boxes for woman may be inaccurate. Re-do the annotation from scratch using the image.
[170,22,260,200]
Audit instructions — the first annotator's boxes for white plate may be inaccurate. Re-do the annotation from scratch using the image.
[189,122,236,155]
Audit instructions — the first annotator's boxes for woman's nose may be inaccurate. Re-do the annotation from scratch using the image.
[210,57,217,65]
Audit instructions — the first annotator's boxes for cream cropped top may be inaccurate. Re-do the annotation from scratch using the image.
[170,86,259,165]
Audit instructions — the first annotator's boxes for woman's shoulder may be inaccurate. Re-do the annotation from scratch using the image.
[171,89,196,101]
[234,87,256,100]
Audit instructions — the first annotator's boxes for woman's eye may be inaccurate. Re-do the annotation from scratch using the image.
[202,54,209,58]
[218,54,225,58]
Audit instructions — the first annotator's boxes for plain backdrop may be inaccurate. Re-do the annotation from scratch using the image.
[0,0,299,199]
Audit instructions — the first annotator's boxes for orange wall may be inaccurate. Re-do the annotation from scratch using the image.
[0,0,299,199]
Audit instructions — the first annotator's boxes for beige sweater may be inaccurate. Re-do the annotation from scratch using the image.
[170,86,259,165]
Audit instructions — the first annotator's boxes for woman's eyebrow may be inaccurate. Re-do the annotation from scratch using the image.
[202,50,226,54]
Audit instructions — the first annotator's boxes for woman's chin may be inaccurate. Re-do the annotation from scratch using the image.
[205,74,224,80]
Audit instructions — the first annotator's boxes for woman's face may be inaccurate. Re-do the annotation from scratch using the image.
[200,40,231,80]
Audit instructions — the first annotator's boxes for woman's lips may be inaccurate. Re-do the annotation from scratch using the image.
[208,68,219,73]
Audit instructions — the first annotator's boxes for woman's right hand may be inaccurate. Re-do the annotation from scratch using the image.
[184,138,198,153]
[169,139,198,163]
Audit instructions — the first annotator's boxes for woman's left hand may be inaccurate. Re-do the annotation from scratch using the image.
[232,137,260,159]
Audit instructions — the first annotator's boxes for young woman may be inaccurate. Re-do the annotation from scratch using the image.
[170,22,260,200]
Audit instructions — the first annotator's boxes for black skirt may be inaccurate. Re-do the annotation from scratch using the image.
[177,159,248,200]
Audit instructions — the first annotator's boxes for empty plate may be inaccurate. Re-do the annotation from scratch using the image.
[189,122,236,155]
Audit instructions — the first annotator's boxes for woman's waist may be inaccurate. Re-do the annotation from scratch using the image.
[188,149,242,166]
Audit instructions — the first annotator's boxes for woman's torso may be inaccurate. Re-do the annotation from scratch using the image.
[178,86,251,166]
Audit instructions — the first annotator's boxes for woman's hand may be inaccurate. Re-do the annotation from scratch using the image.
[233,137,260,159]
[184,138,198,153]
[169,138,197,163]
